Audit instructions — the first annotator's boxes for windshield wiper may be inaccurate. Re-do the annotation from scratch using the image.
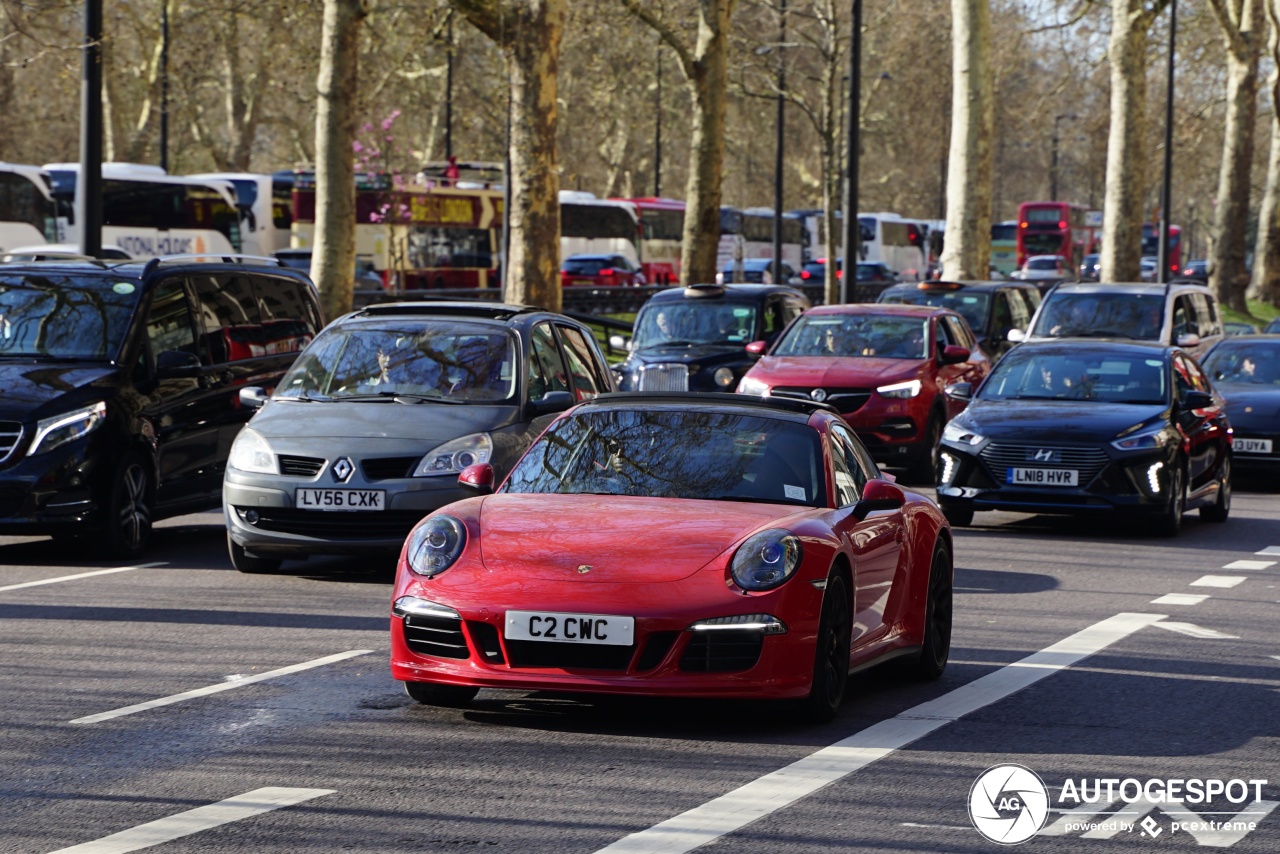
[331,391,467,404]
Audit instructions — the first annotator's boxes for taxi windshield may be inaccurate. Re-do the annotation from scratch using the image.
[632,301,758,349]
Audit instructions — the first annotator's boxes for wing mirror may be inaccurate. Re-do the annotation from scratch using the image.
[1181,390,1213,411]
[745,340,768,357]
[529,390,575,417]
[1006,328,1027,343]
[940,345,970,364]
[239,386,269,409]
[155,349,202,379]
[458,463,495,494]
[944,382,973,402]
[852,478,906,520]
[1175,332,1201,348]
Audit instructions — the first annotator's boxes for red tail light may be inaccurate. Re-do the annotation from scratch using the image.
[800,270,811,280]
[599,268,615,277]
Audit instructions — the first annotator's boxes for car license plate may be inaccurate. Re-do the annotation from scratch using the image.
[296,488,386,511]
[1008,468,1078,486]
[1233,437,1273,454]
[504,610,634,646]
[572,279,594,286]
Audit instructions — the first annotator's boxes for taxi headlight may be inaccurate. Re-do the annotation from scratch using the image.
[228,427,278,474]
[28,401,106,455]
[406,515,467,577]
[730,529,802,591]
[714,367,736,388]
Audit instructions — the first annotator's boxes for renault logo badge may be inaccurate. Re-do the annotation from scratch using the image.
[332,456,355,482]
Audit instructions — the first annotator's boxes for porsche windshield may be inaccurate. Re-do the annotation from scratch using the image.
[773,314,928,360]
[503,407,823,506]
[275,320,517,402]
[0,274,141,360]
[631,301,758,349]
[981,348,1168,404]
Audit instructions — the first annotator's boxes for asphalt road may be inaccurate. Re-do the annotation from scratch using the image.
[1,482,1277,853]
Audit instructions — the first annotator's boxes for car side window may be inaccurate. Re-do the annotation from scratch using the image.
[1172,296,1194,340]
[933,317,949,353]
[557,325,607,400]
[830,424,872,506]
[253,275,320,354]
[1007,289,1032,331]
[783,298,807,325]
[146,278,200,363]
[945,316,974,350]
[991,292,1013,334]
[761,300,782,337]
[1190,293,1221,337]
[528,322,568,402]
[192,274,264,364]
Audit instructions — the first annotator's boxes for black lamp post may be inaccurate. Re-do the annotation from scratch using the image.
[839,0,861,304]
[159,0,169,172]
[1157,0,1177,283]
[79,0,103,258]
[771,0,787,286]
[654,37,662,197]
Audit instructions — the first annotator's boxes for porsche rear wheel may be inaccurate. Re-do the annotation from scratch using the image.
[799,572,851,723]
[403,681,479,708]
[908,540,953,681]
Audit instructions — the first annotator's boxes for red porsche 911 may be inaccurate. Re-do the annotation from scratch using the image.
[390,393,954,721]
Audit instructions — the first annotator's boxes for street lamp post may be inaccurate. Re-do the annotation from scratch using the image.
[772,0,787,287]
[1157,0,1177,283]
[1049,113,1077,201]
[840,0,862,305]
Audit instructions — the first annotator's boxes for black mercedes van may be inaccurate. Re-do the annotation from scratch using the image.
[0,256,322,557]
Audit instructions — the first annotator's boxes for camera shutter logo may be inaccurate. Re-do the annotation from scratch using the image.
[968,764,1050,845]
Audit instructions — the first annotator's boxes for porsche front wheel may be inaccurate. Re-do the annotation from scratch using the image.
[403,681,479,708]
[909,540,953,681]
[800,572,852,723]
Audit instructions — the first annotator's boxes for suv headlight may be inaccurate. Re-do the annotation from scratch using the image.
[877,379,922,399]
[406,515,467,577]
[228,427,278,474]
[1111,424,1177,451]
[943,421,985,446]
[730,529,802,591]
[414,433,493,476]
[737,376,770,396]
[28,401,107,455]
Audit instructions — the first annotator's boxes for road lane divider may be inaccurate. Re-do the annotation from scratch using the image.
[1223,560,1274,571]
[594,612,1166,854]
[69,650,374,724]
[1191,576,1248,588]
[0,563,167,593]
[47,786,334,853]
[1153,622,1239,640]
[1150,593,1210,605]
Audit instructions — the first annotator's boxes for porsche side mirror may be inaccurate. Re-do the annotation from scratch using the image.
[852,478,905,520]
[458,463,495,494]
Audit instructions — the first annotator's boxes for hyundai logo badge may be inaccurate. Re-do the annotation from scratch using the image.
[332,456,355,482]
[1032,449,1056,463]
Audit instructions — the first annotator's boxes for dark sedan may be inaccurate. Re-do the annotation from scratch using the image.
[1201,335,1280,474]
[935,340,1232,536]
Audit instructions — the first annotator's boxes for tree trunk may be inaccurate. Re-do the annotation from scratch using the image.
[312,0,368,323]
[1100,2,1160,284]
[1210,0,1264,313]
[1250,0,1280,304]
[452,0,566,311]
[940,0,993,280]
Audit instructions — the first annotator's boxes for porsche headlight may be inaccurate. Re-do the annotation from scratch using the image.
[737,376,770,396]
[1111,424,1177,451]
[406,515,467,577]
[227,427,278,474]
[714,366,736,388]
[943,421,985,446]
[730,529,802,591]
[414,433,493,476]
[28,401,106,455]
[877,379,922,399]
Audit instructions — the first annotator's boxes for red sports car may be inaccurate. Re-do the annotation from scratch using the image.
[736,303,989,481]
[390,392,953,721]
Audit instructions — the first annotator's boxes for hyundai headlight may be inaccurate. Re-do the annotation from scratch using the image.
[414,433,493,476]
[877,379,922,399]
[943,421,985,446]
[28,401,106,455]
[1111,424,1177,451]
[737,376,770,396]
[227,427,278,474]
[730,529,802,591]
[406,515,467,577]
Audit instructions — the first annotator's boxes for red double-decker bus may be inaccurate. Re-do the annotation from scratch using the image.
[1015,200,1096,270]
[614,196,685,285]
[1142,222,1183,278]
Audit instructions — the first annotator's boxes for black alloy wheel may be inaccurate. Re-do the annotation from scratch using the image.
[1153,462,1186,538]
[907,413,945,485]
[227,533,283,574]
[799,572,852,723]
[909,541,953,680]
[105,453,153,559]
[403,681,480,708]
[1199,455,1231,523]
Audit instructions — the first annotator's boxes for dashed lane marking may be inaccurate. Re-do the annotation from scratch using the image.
[1191,576,1248,588]
[1222,560,1275,571]
[1150,593,1210,605]
[1154,622,1240,640]
[1255,546,1280,556]
[0,563,167,593]
[593,612,1165,854]
[47,787,334,853]
[69,651,374,724]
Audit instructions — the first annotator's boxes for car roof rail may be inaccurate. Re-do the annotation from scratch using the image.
[141,253,287,276]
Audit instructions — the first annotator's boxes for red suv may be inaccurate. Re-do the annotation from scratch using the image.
[736,304,988,481]
[560,253,646,287]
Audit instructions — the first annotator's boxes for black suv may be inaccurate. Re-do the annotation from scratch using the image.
[615,284,810,392]
[877,279,1042,361]
[223,302,615,572]
[0,256,322,557]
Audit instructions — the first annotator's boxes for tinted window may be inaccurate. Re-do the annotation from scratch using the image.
[529,322,568,402]
[192,275,261,363]
[1032,292,1165,340]
[0,273,140,360]
[879,287,989,332]
[557,325,607,399]
[981,348,1167,404]
[503,408,822,506]
[775,314,928,359]
[1203,340,1280,384]
[632,301,758,349]
[0,171,54,231]
[146,279,199,361]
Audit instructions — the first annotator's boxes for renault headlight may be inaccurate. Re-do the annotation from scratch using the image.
[737,376,770,396]
[943,421,985,446]
[730,529,802,591]
[28,401,106,456]
[228,427,278,474]
[414,433,493,476]
[877,379,922,399]
[1111,424,1177,451]
[406,515,467,577]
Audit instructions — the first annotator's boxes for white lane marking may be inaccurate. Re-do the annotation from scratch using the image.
[69,651,374,724]
[0,563,167,593]
[1255,546,1280,556]
[1150,593,1210,606]
[593,612,1165,854]
[1154,622,1239,640]
[1222,560,1275,571]
[47,787,334,853]
[1191,575,1247,588]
